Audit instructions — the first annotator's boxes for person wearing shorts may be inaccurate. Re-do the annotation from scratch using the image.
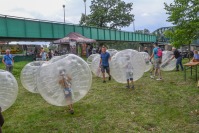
[59,70,74,114]
[2,49,14,73]
[100,46,111,83]
[150,43,162,80]
[125,55,134,89]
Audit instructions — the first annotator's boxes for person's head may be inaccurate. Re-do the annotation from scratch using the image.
[101,45,107,53]
[153,42,158,47]
[194,50,198,54]
[6,49,10,54]
[144,47,147,50]
[172,47,176,51]
[59,69,66,76]
[125,54,130,61]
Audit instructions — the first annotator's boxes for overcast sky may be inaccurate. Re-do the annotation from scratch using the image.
[0,0,174,33]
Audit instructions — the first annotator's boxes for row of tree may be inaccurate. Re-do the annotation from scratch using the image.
[164,0,199,47]
[79,0,198,48]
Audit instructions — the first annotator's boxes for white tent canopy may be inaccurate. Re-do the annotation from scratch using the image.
[8,41,51,46]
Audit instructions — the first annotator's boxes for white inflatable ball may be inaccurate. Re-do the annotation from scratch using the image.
[20,61,45,93]
[87,54,99,66]
[0,70,18,112]
[160,51,176,71]
[139,52,152,72]
[90,54,108,77]
[37,54,92,106]
[110,49,145,83]
[107,49,118,57]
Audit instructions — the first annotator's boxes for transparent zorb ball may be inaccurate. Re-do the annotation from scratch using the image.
[87,54,99,67]
[37,54,92,106]
[139,52,152,72]
[107,49,118,57]
[160,51,176,71]
[0,70,18,112]
[20,61,45,93]
[90,54,108,77]
[110,49,145,83]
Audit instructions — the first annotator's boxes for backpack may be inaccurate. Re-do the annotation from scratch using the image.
[157,48,162,57]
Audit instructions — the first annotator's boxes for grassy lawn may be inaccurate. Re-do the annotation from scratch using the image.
[0,60,199,133]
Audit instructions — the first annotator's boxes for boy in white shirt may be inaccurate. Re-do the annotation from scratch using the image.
[125,55,134,89]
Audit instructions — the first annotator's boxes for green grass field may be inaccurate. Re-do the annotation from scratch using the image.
[0,60,199,133]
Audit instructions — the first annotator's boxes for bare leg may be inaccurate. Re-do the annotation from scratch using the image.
[158,68,162,79]
[154,68,157,77]
[127,79,130,87]
[102,72,105,81]
[131,80,134,89]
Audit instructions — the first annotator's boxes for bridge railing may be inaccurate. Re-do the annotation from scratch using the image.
[0,14,156,42]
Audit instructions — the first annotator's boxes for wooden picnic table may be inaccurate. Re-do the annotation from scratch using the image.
[184,62,199,81]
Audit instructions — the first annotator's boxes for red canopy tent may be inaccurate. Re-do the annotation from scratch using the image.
[53,32,96,44]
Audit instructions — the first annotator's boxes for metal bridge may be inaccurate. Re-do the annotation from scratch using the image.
[0,14,156,43]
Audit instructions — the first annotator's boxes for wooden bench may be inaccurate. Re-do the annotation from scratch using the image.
[184,62,199,81]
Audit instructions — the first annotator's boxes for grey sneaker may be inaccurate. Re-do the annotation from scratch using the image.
[126,85,130,89]
[150,75,154,79]
[131,85,134,89]
[156,78,162,81]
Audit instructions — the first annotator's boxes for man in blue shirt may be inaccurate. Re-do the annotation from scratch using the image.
[2,49,14,73]
[149,43,162,80]
[100,46,111,83]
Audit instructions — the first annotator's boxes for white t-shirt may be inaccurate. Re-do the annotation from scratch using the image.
[125,61,133,73]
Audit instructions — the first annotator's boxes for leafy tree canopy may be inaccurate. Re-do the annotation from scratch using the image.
[80,0,134,29]
[164,0,199,47]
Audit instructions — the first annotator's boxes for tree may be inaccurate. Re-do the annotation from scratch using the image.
[164,0,199,47]
[79,0,134,29]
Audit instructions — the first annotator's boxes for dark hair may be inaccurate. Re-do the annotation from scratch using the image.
[154,42,158,46]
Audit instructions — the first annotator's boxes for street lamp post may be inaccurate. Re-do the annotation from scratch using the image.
[133,15,135,32]
[83,0,86,24]
[63,5,65,23]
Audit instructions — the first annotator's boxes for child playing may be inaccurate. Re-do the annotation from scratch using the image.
[59,70,74,114]
[125,55,134,89]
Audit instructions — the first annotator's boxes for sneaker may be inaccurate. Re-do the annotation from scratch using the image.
[156,78,162,81]
[69,109,74,114]
[103,80,106,83]
[109,76,111,81]
[176,69,179,71]
[126,85,130,89]
[150,75,154,79]
[131,85,135,89]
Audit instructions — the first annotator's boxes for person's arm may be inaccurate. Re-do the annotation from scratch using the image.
[149,52,154,60]
[170,55,175,60]
[67,75,72,81]
[2,57,5,65]
[99,56,102,67]
[12,55,14,64]
[108,53,111,61]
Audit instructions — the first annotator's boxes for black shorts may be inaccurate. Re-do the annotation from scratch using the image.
[101,66,110,73]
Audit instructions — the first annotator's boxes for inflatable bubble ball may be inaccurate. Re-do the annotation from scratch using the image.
[20,61,45,93]
[107,49,118,57]
[160,51,176,71]
[37,54,92,106]
[90,54,108,77]
[139,52,152,72]
[0,70,18,112]
[87,54,99,66]
[110,49,145,83]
